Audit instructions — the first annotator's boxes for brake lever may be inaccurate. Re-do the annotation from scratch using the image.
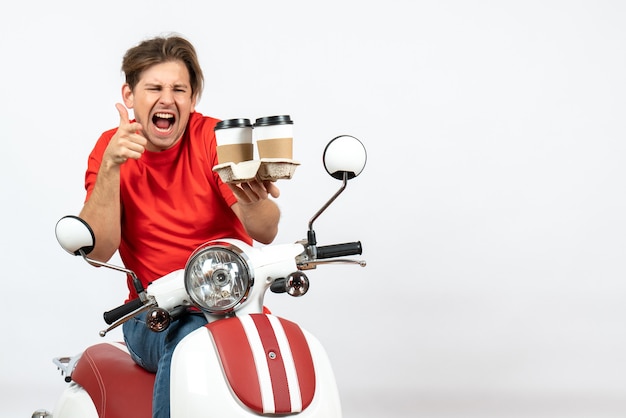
[298,258,367,270]
[99,301,156,337]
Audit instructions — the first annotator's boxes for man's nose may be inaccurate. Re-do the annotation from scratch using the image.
[159,88,175,104]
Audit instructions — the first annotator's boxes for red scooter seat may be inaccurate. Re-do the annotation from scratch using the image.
[72,342,154,418]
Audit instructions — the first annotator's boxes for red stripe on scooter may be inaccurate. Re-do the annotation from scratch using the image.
[207,319,263,412]
[251,314,292,413]
[279,317,316,409]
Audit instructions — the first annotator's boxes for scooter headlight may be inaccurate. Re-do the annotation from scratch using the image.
[184,242,253,314]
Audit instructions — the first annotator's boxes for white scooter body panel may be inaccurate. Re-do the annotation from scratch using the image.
[53,382,98,418]
[170,315,342,417]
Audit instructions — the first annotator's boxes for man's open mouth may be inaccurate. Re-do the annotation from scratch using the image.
[153,113,175,132]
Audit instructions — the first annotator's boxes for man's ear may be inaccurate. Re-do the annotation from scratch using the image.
[122,84,134,108]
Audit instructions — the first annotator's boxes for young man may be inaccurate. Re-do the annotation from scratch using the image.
[79,34,281,418]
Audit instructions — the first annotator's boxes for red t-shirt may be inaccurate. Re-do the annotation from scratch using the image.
[85,112,252,300]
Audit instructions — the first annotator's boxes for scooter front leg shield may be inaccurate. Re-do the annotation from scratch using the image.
[170,313,342,417]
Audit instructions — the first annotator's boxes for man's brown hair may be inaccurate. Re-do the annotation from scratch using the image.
[122,34,204,99]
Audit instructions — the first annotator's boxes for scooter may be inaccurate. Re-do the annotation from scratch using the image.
[33,135,367,418]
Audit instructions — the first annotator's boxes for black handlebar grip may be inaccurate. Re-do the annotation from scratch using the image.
[103,298,144,325]
[316,241,362,259]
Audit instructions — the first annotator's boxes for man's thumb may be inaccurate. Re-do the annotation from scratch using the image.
[115,103,130,125]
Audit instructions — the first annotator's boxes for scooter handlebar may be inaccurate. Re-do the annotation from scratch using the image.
[316,241,362,259]
[103,298,144,325]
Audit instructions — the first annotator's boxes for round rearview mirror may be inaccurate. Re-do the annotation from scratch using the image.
[55,215,95,256]
[322,135,367,180]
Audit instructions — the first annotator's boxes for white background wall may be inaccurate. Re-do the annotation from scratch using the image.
[2,1,626,417]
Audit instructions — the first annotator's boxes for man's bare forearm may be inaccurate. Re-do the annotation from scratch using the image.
[79,163,122,262]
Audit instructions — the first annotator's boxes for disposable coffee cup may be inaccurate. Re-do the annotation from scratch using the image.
[214,118,253,164]
[254,115,293,160]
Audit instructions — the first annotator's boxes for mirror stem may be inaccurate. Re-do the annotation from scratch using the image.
[79,249,148,302]
[307,171,349,246]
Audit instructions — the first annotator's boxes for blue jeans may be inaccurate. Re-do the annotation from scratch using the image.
[123,311,208,418]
